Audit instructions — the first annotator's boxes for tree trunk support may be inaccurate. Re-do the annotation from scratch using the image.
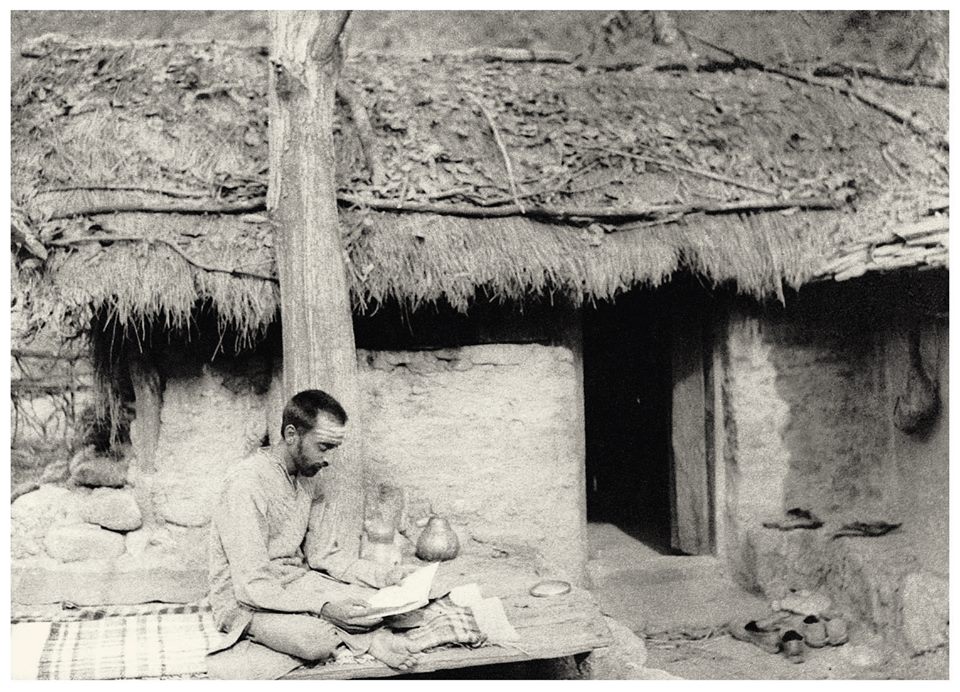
[268,10,364,560]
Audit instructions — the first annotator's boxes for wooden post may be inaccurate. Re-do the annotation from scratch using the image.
[670,292,711,555]
[126,348,163,525]
[268,10,364,559]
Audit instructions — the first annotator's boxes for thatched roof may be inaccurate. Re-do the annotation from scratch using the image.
[12,34,948,337]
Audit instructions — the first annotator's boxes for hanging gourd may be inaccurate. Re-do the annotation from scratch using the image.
[893,329,940,434]
[415,515,460,562]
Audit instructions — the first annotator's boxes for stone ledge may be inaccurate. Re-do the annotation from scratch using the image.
[12,565,208,606]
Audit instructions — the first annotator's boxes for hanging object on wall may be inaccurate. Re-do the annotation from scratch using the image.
[894,329,940,434]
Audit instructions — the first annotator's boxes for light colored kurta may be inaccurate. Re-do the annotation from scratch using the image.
[208,448,381,643]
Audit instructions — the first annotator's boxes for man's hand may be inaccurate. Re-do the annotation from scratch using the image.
[319,598,383,633]
[378,563,419,587]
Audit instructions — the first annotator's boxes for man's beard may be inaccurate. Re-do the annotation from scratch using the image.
[295,440,324,477]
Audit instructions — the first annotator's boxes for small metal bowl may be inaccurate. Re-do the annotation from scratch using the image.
[529,579,572,597]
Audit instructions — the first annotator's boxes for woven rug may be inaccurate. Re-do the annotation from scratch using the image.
[17,604,217,680]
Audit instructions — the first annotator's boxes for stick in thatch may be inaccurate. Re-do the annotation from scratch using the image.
[46,198,267,221]
[586,145,778,196]
[652,11,678,46]
[11,209,48,261]
[812,62,948,90]
[48,235,278,283]
[340,193,842,222]
[468,94,525,214]
[682,31,948,150]
[454,46,575,63]
[39,184,210,199]
[48,194,843,226]
[337,84,385,188]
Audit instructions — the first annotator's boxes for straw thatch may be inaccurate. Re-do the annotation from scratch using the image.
[12,34,948,338]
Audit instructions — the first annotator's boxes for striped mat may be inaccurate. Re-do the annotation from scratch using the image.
[16,604,217,680]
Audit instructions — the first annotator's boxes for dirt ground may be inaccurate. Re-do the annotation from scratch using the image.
[643,625,948,680]
[587,523,948,680]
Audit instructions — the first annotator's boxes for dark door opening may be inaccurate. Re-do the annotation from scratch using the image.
[583,289,675,553]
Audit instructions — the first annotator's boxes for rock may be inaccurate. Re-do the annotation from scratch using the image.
[12,485,83,559]
[580,616,652,680]
[39,456,70,484]
[44,523,125,562]
[81,488,143,531]
[11,481,39,503]
[901,571,948,655]
[841,642,884,668]
[70,449,128,488]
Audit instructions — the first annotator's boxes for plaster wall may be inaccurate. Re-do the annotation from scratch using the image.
[360,341,587,582]
[885,322,949,576]
[720,292,947,645]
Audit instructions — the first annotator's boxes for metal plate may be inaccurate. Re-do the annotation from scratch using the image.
[529,579,572,597]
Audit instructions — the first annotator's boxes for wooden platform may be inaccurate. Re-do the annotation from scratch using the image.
[283,587,612,679]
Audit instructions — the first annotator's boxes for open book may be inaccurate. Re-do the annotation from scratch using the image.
[362,562,439,618]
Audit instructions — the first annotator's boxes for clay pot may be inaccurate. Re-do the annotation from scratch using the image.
[415,516,460,562]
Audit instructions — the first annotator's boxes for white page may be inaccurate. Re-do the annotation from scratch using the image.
[366,562,439,610]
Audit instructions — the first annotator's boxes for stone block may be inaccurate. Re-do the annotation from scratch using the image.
[69,449,129,488]
[901,571,948,655]
[13,565,208,605]
[81,488,143,531]
[44,523,125,562]
[11,485,83,559]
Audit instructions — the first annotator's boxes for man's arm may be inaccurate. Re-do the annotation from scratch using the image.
[302,490,383,586]
[300,479,412,588]
[215,476,326,615]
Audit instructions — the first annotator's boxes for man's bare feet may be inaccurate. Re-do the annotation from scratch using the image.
[368,630,420,672]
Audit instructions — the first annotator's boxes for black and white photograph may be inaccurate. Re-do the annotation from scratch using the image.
[6,6,951,681]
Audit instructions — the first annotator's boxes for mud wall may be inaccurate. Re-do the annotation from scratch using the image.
[360,342,586,581]
[720,275,948,651]
[12,314,587,604]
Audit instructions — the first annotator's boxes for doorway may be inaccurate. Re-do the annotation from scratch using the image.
[583,288,676,553]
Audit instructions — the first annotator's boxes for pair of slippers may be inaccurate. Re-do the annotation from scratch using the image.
[729,613,848,664]
[764,509,902,539]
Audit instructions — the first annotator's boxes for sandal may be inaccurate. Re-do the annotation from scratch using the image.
[780,629,806,663]
[763,508,824,531]
[831,521,901,539]
[823,615,849,646]
[799,614,828,648]
[729,618,783,654]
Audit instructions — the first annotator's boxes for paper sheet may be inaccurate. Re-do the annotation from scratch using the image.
[363,562,439,617]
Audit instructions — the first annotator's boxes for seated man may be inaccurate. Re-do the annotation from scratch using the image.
[206,389,481,679]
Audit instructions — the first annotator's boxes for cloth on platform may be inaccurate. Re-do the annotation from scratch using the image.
[405,600,486,652]
[24,604,217,680]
